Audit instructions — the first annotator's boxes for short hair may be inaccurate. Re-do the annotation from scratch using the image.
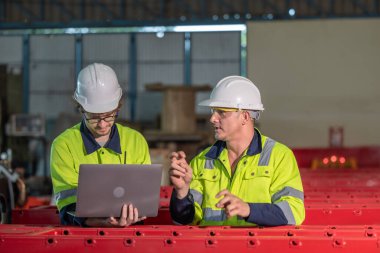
[248,111,260,120]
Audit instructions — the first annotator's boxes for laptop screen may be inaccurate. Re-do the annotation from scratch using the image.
[75,164,163,218]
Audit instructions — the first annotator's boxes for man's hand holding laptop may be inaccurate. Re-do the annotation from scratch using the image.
[83,203,146,227]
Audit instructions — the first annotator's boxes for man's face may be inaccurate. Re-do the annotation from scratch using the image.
[209,108,243,141]
[83,110,117,138]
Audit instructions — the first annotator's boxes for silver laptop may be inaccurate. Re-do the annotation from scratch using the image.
[75,164,163,218]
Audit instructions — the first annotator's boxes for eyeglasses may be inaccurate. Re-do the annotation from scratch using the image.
[83,112,117,124]
[211,107,240,118]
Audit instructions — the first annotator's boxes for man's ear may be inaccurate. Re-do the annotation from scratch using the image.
[242,111,251,125]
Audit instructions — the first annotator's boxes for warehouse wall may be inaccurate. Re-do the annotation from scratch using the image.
[0,36,22,69]
[192,32,241,114]
[136,33,184,121]
[247,18,380,148]
[30,35,75,119]
[83,34,130,119]
[0,31,240,126]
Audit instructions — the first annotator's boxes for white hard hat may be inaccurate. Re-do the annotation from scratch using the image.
[74,63,122,113]
[199,76,264,111]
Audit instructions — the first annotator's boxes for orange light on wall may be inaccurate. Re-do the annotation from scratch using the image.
[311,155,357,170]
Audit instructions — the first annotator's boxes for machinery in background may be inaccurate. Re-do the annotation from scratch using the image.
[7,114,45,138]
[0,150,21,224]
[0,114,52,223]
[6,113,48,177]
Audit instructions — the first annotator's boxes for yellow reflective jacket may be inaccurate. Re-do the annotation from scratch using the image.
[50,122,151,210]
[189,129,305,226]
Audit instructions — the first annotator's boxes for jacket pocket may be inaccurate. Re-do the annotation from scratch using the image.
[198,169,220,182]
[242,166,272,203]
[244,166,272,179]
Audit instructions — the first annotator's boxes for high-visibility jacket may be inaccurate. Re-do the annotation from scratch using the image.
[187,129,305,226]
[50,122,151,211]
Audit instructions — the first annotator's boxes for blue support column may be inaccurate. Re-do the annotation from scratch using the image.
[240,30,247,77]
[74,34,83,91]
[22,34,30,113]
[129,33,137,121]
[184,32,191,86]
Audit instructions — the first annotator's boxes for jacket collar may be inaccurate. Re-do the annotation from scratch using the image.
[205,128,262,159]
[80,121,122,155]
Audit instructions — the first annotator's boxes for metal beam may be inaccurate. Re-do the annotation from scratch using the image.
[352,0,369,15]
[184,32,191,86]
[92,0,118,19]
[80,0,86,20]
[120,0,126,19]
[12,1,37,20]
[128,33,137,122]
[306,0,323,16]
[0,0,6,21]
[240,30,246,77]
[133,0,156,18]
[74,34,83,95]
[1,0,380,30]
[49,0,74,19]
[22,34,30,113]
[40,0,45,21]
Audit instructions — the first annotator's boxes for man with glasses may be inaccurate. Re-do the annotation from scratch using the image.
[50,63,151,227]
[169,76,305,226]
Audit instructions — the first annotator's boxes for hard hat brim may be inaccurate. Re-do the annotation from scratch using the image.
[198,99,264,111]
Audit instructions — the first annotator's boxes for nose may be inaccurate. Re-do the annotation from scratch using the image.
[210,111,218,124]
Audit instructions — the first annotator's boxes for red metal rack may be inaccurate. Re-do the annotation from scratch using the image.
[1,224,380,253]
[2,147,380,252]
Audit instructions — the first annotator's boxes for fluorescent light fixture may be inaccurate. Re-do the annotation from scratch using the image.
[58,24,246,35]
[64,28,89,34]
[173,24,246,32]
[140,26,167,33]
[289,8,296,16]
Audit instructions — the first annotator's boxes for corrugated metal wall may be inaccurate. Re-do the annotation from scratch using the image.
[0,31,241,125]
[192,32,241,114]
[136,33,184,121]
[0,36,22,70]
[29,35,75,119]
[83,34,130,119]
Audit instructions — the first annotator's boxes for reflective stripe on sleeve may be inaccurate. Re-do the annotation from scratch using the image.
[55,188,77,202]
[190,189,203,206]
[203,208,226,221]
[271,186,304,203]
[275,201,296,225]
[258,138,276,166]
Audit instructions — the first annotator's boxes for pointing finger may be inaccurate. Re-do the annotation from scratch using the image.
[215,189,230,199]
